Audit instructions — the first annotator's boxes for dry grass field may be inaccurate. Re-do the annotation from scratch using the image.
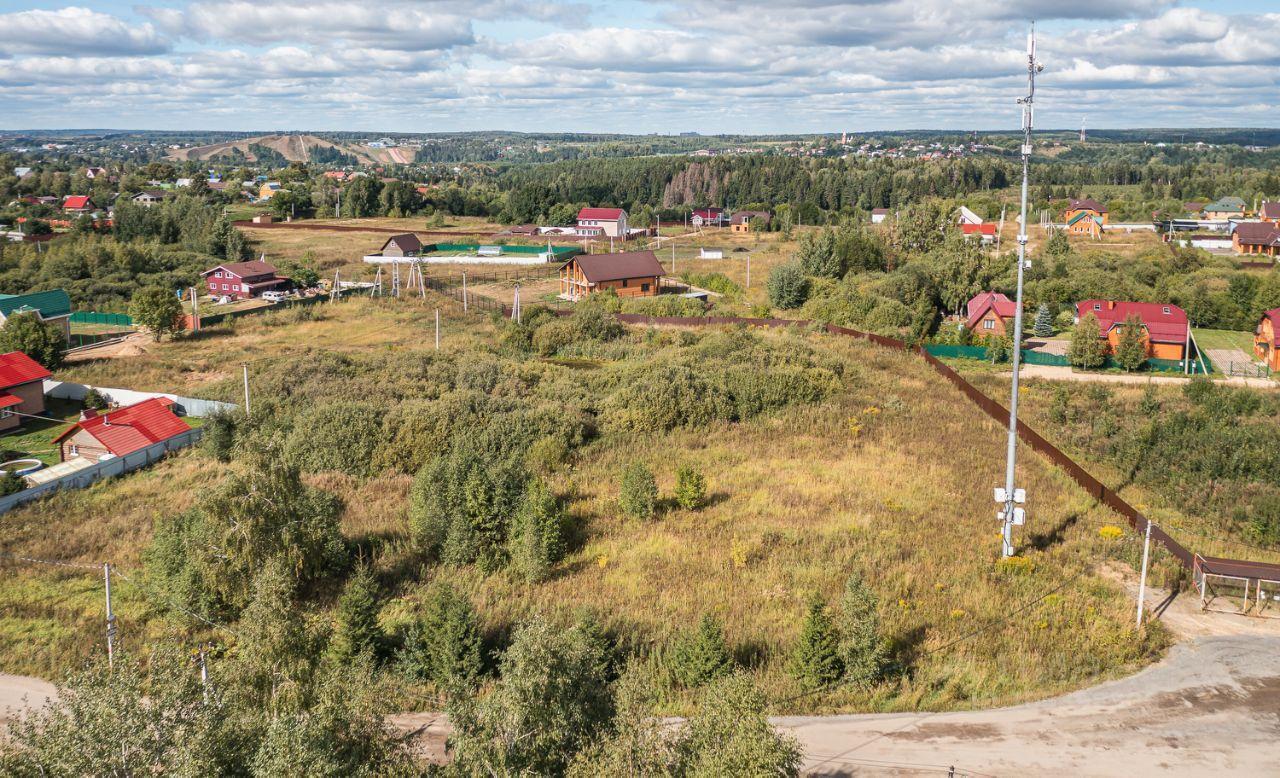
[0,296,1173,713]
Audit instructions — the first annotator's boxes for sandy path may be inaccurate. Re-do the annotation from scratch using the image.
[1014,364,1277,389]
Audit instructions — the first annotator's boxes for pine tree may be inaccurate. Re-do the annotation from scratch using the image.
[508,479,566,583]
[789,598,843,688]
[1033,303,1055,338]
[619,462,658,520]
[837,573,887,686]
[671,614,735,688]
[673,465,706,511]
[397,582,483,691]
[329,564,382,664]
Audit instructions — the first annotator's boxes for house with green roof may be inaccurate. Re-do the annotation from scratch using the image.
[0,289,72,342]
[1203,197,1247,220]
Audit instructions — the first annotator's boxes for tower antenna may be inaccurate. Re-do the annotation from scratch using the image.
[995,22,1043,558]
[1080,116,1086,144]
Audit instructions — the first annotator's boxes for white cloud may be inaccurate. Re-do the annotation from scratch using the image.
[0,7,169,57]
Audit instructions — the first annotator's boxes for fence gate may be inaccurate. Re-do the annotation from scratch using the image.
[1226,360,1269,379]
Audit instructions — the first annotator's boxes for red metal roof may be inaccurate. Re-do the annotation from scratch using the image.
[965,292,1016,329]
[52,397,190,457]
[1260,202,1280,220]
[577,207,625,221]
[0,394,22,409]
[0,351,51,389]
[1234,222,1280,247]
[961,223,997,236]
[62,195,92,210]
[1075,300,1188,344]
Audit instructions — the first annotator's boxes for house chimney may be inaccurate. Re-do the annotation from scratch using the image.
[1108,301,1116,310]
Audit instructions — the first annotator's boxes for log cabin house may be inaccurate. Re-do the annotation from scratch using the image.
[1255,308,1280,372]
[560,251,665,301]
[1075,300,1189,360]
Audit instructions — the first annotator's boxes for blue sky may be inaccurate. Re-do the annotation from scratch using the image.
[1,1,1278,133]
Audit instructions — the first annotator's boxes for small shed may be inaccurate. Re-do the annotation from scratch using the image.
[379,233,424,257]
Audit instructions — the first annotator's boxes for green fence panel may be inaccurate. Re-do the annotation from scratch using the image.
[70,311,133,326]
[1020,350,1070,366]
[924,344,988,360]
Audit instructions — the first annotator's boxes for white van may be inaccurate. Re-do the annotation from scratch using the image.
[260,290,289,303]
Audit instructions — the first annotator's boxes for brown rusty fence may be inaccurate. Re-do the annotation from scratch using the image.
[608,313,1201,568]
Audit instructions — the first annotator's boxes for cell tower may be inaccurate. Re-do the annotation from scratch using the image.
[1080,116,1086,144]
[994,23,1043,558]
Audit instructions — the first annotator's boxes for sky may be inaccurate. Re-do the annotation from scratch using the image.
[1,0,1278,134]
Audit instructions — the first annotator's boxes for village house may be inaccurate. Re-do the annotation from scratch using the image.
[201,260,289,300]
[560,250,665,301]
[691,208,725,227]
[0,289,72,342]
[961,223,997,244]
[258,182,283,201]
[956,205,984,225]
[84,167,108,180]
[964,292,1016,338]
[1232,222,1280,257]
[1259,202,1280,223]
[0,351,51,432]
[576,207,628,238]
[1075,300,1189,360]
[730,210,771,233]
[378,233,424,257]
[1064,198,1108,238]
[53,397,190,462]
[61,195,96,214]
[1202,197,1247,220]
[870,208,889,224]
[1255,308,1280,372]
[132,190,168,208]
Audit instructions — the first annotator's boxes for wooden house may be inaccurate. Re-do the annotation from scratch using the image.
[964,292,1016,338]
[1255,309,1280,372]
[201,260,288,300]
[378,233,424,257]
[1064,198,1107,238]
[1232,222,1280,257]
[560,251,665,301]
[730,211,770,233]
[1075,300,1188,360]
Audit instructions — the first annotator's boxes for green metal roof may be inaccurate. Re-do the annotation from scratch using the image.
[0,289,72,320]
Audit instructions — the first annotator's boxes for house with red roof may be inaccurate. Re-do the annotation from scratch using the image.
[201,260,289,300]
[691,208,725,227]
[53,397,191,462]
[62,195,97,214]
[0,351,50,432]
[1255,308,1280,372]
[1075,300,1189,360]
[576,207,628,238]
[965,292,1017,338]
[961,223,997,244]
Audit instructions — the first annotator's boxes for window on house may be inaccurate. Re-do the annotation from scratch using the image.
[1163,306,1171,315]
[1093,304,1101,311]
[641,283,650,292]
[69,444,78,456]
[0,409,11,419]
[622,279,629,288]
[983,319,995,330]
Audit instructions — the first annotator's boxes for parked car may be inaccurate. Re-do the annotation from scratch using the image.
[260,290,289,303]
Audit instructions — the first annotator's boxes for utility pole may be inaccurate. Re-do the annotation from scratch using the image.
[995,23,1043,559]
[512,284,521,324]
[1136,520,1153,628]
[198,644,210,703]
[241,363,251,417]
[103,563,116,669]
[746,254,751,288]
[189,286,200,332]
[435,308,440,350]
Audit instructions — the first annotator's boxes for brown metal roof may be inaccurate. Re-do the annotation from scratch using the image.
[1197,555,1280,581]
[379,233,423,253]
[203,260,279,278]
[567,251,665,284]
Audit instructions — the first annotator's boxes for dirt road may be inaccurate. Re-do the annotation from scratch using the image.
[1014,364,1277,389]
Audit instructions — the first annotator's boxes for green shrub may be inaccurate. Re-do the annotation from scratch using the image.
[602,363,734,433]
[532,317,578,355]
[619,462,658,520]
[0,312,66,370]
[838,572,887,686]
[767,261,811,309]
[409,445,528,571]
[1114,314,1148,372]
[1067,313,1107,370]
[673,465,706,511]
[200,408,240,463]
[283,402,383,477]
[82,389,109,410]
[0,471,25,497]
[670,615,735,688]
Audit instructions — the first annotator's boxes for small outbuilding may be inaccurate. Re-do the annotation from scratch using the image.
[378,233,424,257]
[560,251,666,301]
[53,397,190,463]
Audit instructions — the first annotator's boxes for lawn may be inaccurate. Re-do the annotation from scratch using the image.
[1192,327,1254,354]
[0,303,1173,714]
[0,398,82,466]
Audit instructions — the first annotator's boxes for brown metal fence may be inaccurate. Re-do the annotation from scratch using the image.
[608,314,1201,568]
